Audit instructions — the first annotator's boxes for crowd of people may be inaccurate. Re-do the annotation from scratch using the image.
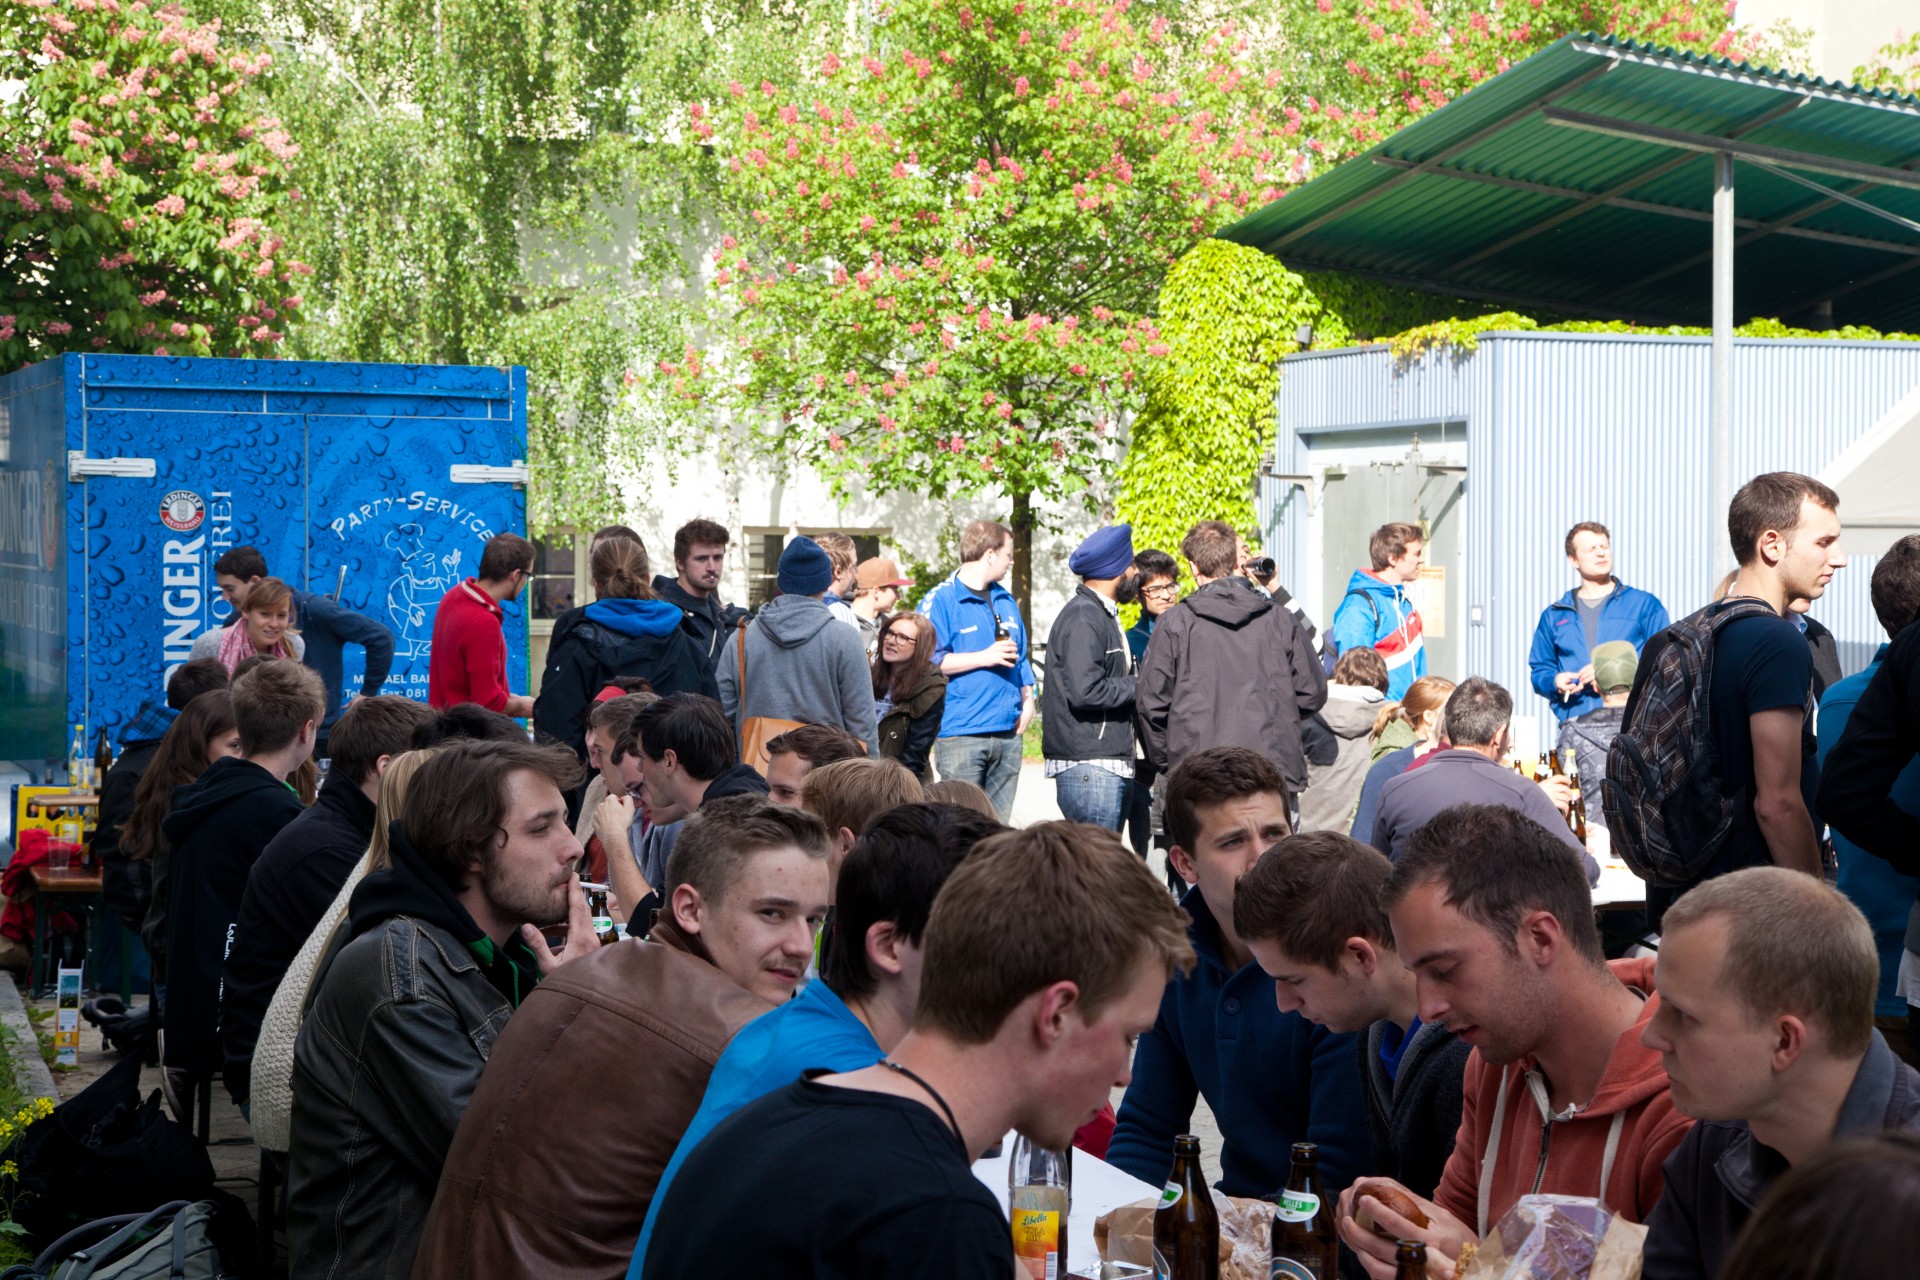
[76,473,1920,1279]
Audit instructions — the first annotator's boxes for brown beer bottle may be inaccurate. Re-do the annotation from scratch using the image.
[1393,1239,1428,1280]
[586,888,619,945]
[1154,1134,1219,1280]
[1536,751,1552,778]
[1269,1143,1336,1280]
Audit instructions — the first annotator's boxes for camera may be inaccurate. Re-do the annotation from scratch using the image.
[1249,556,1277,580]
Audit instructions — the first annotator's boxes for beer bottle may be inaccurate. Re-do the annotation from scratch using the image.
[1269,1142,1336,1280]
[1154,1134,1219,1280]
[1571,786,1590,844]
[1008,1133,1070,1279]
[94,728,113,786]
[1548,750,1566,778]
[994,612,1011,642]
[1393,1239,1428,1280]
[1536,751,1551,778]
[586,888,618,945]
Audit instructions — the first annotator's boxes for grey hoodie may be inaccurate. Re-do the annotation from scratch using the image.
[716,593,878,753]
[1299,684,1386,833]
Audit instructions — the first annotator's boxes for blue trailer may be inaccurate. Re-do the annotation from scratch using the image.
[0,354,530,773]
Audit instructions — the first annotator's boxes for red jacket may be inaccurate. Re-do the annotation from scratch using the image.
[428,579,511,711]
[1433,957,1692,1235]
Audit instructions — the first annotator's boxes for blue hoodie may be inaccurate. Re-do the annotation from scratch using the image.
[1107,890,1368,1198]
[585,596,685,638]
[1329,571,1426,700]
[1527,580,1669,722]
[531,598,720,758]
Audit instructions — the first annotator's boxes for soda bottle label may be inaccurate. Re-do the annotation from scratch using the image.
[1273,1190,1321,1222]
[1158,1181,1183,1209]
[1270,1257,1322,1280]
[1011,1209,1061,1279]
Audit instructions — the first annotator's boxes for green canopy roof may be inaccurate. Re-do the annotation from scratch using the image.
[1216,35,1920,331]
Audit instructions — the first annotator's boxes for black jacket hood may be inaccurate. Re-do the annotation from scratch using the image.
[348,820,488,945]
[161,756,294,848]
[1183,578,1273,630]
[703,763,773,802]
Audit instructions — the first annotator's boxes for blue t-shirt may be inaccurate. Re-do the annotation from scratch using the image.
[628,980,881,1275]
[918,571,1034,737]
[1708,612,1816,873]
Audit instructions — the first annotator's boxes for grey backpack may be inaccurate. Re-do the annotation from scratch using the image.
[5,1200,224,1280]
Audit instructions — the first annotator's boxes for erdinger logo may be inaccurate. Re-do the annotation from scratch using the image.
[160,490,206,533]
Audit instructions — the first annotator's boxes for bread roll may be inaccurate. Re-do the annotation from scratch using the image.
[1352,1181,1431,1238]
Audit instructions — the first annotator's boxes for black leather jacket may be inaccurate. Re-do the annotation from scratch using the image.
[285,824,539,1280]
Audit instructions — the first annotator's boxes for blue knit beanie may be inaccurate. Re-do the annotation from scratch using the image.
[777,536,834,596]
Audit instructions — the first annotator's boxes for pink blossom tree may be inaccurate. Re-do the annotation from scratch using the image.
[0,0,307,372]
[664,0,1297,606]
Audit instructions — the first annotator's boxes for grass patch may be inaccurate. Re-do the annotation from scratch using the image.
[0,1016,43,1266]
[0,1024,25,1120]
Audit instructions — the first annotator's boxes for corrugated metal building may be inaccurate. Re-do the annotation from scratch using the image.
[1258,331,1920,748]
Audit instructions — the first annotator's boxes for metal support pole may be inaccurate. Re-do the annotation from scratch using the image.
[1711,150,1735,573]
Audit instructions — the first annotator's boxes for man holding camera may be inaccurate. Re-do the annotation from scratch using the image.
[1136,521,1327,806]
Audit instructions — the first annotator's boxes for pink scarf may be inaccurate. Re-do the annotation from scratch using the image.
[218,617,291,672]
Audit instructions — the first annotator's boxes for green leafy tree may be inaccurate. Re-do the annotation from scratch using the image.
[227,0,853,535]
[1,0,306,371]
[1117,0,1776,555]
[664,0,1301,611]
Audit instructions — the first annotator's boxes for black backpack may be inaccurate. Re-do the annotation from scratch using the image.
[1602,598,1780,886]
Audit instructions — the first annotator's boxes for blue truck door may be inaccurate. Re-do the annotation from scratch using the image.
[304,414,528,710]
[78,398,306,739]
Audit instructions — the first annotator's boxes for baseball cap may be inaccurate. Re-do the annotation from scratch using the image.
[856,557,913,590]
[1592,640,1638,695]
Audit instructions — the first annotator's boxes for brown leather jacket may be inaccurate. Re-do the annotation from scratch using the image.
[410,919,772,1280]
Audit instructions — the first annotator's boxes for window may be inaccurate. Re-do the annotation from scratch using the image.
[743,527,887,611]
[529,534,578,621]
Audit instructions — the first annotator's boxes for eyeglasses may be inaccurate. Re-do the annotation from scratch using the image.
[1142,582,1178,598]
[883,629,919,644]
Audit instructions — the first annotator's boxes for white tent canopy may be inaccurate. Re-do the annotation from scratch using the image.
[1822,380,1920,559]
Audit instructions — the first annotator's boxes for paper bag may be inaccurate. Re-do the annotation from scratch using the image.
[1459,1194,1617,1280]
[1094,1192,1275,1280]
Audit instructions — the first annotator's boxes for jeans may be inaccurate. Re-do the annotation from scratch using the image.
[1052,764,1131,832]
[935,732,1023,822]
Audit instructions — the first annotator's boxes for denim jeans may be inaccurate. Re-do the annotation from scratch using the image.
[934,732,1023,822]
[1052,764,1132,832]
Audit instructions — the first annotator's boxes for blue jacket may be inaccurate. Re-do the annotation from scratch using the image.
[1108,891,1368,1198]
[292,589,396,731]
[918,571,1034,737]
[1820,648,1920,1020]
[630,980,880,1275]
[1527,580,1669,722]
[1329,571,1425,701]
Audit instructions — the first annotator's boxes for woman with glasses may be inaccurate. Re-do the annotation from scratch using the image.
[871,611,947,779]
